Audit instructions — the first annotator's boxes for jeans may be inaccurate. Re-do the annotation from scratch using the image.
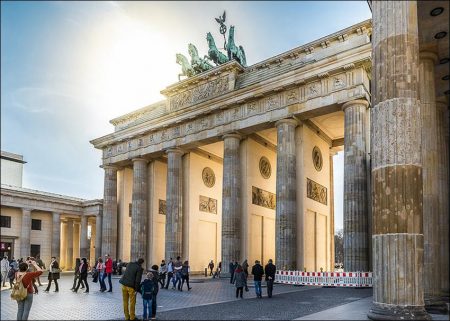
[165,272,173,289]
[174,272,182,289]
[254,280,262,297]
[99,272,106,291]
[121,285,136,320]
[2,271,8,286]
[102,272,112,291]
[17,293,33,320]
[266,279,274,298]
[142,299,152,320]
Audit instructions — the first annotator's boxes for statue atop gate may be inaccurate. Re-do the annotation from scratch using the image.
[176,11,247,81]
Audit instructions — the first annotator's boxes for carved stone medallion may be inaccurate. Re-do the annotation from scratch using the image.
[259,156,271,179]
[202,167,215,187]
[312,146,323,171]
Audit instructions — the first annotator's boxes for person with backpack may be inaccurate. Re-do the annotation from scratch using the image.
[12,258,42,320]
[140,272,155,321]
[179,260,192,291]
[142,265,159,320]
[119,258,144,321]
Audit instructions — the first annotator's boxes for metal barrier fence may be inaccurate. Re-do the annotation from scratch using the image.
[274,270,373,287]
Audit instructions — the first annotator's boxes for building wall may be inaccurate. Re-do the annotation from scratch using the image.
[117,167,133,261]
[0,207,22,260]
[1,158,23,187]
[29,211,52,265]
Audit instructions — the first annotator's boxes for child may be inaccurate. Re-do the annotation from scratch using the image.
[140,272,155,321]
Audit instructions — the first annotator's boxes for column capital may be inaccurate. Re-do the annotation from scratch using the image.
[419,51,438,63]
[52,212,61,216]
[100,164,119,171]
[131,157,148,164]
[22,208,32,213]
[165,147,184,155]
[222,132,242,140]
[275,118,298,128]
[342,99,369,112]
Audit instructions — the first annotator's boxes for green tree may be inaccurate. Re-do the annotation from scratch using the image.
[334,229,344,269]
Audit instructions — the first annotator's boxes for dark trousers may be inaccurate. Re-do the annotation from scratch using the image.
[266,279,274,298]
[45,279,59,291]
[72,274,84,289]
[230,271,235,284]
[165,272,173,289]
[75,274,89,292]
[159,273,166,288]
[236,287,243,298]
[180,275,190,290]
[152,294,157,318]
[209,268,213,276]
[102,272,112,291]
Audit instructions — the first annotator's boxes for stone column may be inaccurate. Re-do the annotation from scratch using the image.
[95,213,103,260]
[275,119,298,270]
[342,99,369,272]
[419,51,444,312]
[221,133,242,274]
[51,212,61,260]
[130,158,148,262]
[60,221,67,268]
[102,165,118,258]
[436,99,449,299]
[329,151,336,271]
[20,208,31,259]
[66,220,74,270]
[80,215,88,259]
[165,148,184,261]
[369,1,429,319]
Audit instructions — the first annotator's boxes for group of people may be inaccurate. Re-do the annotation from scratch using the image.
[156,256,192,291]
[229,259,276,299]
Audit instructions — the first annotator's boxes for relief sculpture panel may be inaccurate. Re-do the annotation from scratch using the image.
[158,199,167,215]
[306,178,327,205]
[252,186,276,210]
[199,195,217,214]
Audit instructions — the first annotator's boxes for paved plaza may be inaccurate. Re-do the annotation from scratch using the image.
[1,274,448,320]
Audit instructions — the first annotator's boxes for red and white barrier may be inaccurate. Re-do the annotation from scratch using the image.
[275,270,372,287]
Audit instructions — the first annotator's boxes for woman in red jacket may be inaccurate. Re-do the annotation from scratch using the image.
[15,258,43,320]
[102,254,113,292]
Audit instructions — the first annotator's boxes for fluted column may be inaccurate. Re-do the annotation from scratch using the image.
[419,51,444,312]
[61,221,67,268]
[95,213,103,260]
[20,209,31,259]
[436,99,449,299]
[329,151,336,271]
[221,133,242,274]
[369,1,429,319]
[51,212,61,260]
[130,158,148,261]
[342,99,369,272]
[80,215,88,259]
[66,220,74,270]
[102,165,118,258]
[275,119,298,270]
[165,149,184,261]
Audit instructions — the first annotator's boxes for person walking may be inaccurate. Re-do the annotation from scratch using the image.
[233,264,246,299]
[44,257,60,293]
[119,258,144,321]
[179,260,192,291]
[73,257,89,293]
[164,258,174,289]
[158,260,167,289]
[1,256,9,287]
[251,260,264,298]
[71,258,82,291]
[173,256,182,290]
[242,259,249,292]
[26,258,39,294]
[8,262,16,289]
[13,258,43,321]
[208,260,214,276]
[229,261,235,284]
[35,255,45,286]
[148,264,160,320]
[103,254,113,292]
[264,259,276,298]
[96,257,106,292]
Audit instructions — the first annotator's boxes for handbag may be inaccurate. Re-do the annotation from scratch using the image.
[52,268,62,273]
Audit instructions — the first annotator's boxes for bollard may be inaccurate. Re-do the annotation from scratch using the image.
[205,267,207,277]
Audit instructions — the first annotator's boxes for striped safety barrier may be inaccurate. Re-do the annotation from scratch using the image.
[274,270,372,287]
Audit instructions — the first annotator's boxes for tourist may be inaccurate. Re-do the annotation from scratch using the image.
[173,256,182,289]
[35,255,45,286]
[148,264,160,320]
[233,264,246,299]
[74,257,89,293]
[96,257,106,292]
[242,259,249,291]
[117,259,123,275]
[44,257,60,292]
[14,258,42,320]
[158,260,167,288]
[113,258,118,275]
[264,259,276,298]
[179,260,192,291]
[71,258,82,291]
[208,260,214,276]
[251,260,264,298]
[1,256,9,287]
[140,272,155,321]
[26,258,39,294]
[229,261,235,284]
[119,258,144,321]
[164,258,174,289]
[103,254,113,292]
[9,259,19,288]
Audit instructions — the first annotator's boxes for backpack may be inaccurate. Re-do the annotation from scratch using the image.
[10,274,28,301]
[181,266,188,277]
[140,279,155,300]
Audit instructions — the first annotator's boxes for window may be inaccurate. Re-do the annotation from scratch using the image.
[31,219,42,230]
[30,244,40,258]
[0,216,11,228]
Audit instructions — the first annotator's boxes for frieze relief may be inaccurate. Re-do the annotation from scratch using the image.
[199,195,217,214]
[252,186,276,210]
[170,75,229,111]
[306,178,327,205]
[158,199,167,215]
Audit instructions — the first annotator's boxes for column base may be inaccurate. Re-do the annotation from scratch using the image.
[425,296,449,314]
[368,302,431,320]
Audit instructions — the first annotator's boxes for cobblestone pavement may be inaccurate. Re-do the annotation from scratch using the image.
[0,274,307,320]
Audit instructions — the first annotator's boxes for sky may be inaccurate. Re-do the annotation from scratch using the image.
[1,1,371,231]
